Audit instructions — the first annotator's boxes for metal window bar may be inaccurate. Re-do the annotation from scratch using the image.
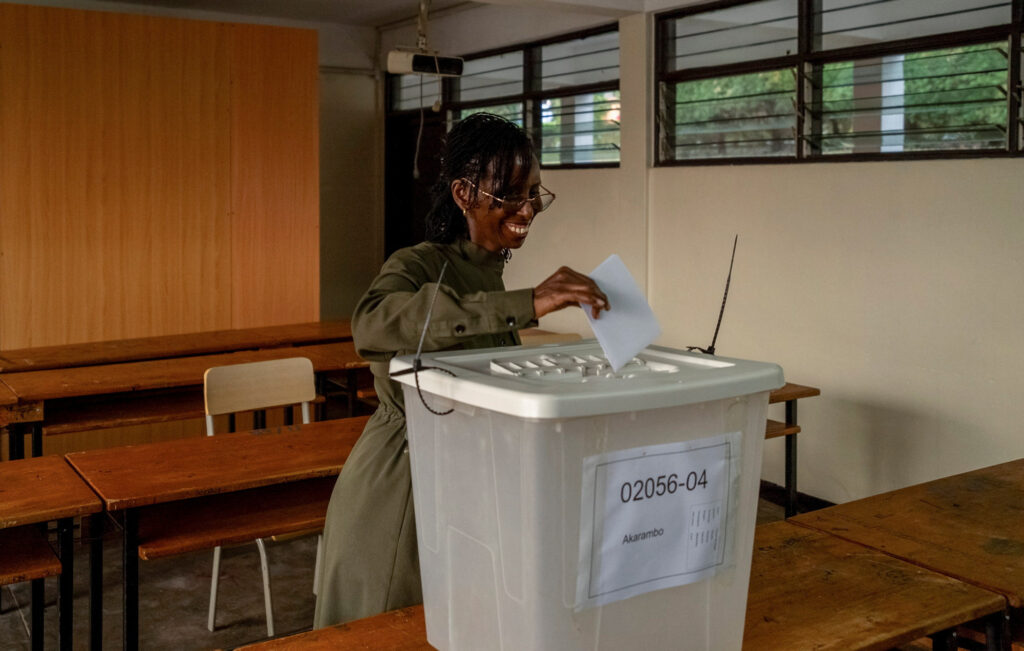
[818,4,1011,39]
[671,13,800,42]
[672,35,800,66]
[536,124,622,138]
[539,65,620,83]
[540,45,620,66]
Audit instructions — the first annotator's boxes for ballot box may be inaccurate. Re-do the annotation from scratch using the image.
[391,341,783,651]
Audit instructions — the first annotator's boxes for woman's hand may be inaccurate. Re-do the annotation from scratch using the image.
[533,266,610,319]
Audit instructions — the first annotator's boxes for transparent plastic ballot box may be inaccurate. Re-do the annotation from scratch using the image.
[390,341,783,651]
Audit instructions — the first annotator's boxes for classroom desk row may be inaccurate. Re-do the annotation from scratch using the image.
[243,458,1024,651]
[0,417,369,651]
[0,321,363,460]
[5,420,1021,650]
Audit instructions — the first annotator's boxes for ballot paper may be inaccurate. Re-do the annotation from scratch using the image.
[584,254,661,371]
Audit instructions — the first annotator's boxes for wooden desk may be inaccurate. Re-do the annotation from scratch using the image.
[745,521,1006,651]
[66,416,368,651]
[237,606,430,650]
[0,320,351,373]
[0,455,103,650]
[792,458,1024,645]
[240,520,1006,651]
[768,382,820,517]
[2,340,367,459]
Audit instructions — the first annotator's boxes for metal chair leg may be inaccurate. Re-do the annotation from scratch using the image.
[255,538,275,637]
[207,546,221,632]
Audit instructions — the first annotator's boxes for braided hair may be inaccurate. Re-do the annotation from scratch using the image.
[425,113,536,244]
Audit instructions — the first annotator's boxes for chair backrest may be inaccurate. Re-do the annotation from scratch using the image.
[203,357,316,436]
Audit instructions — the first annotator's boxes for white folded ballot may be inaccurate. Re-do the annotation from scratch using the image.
[583,254,662,371]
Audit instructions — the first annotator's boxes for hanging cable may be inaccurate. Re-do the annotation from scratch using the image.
[390,260,455,416]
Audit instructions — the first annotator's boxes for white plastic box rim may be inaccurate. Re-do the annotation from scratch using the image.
[390,341,784,420]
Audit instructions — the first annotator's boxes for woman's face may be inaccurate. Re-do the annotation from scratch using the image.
[456,158,542,254]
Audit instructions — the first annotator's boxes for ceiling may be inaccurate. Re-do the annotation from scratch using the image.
[100,0,473,28]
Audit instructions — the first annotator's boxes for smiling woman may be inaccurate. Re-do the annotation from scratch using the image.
[313,113,610,628]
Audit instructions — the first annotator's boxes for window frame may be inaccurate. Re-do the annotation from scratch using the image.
[654,0,1024,166]
[386,23,621,170]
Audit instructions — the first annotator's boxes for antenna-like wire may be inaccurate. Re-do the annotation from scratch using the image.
[688,234,738,356]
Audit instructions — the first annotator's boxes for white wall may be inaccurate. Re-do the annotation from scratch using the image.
[416,6,1024,503]
[650,159,1024,502]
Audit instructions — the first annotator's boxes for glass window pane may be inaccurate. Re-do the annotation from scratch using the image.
[458,52,523,103]
[457,103,525,126]
[537,92,621,166]
[391,74,442,112]
[541,30,619,90]
[665,0,798,72]
[664,69,797,159]
[816,43,1008,154]
[818,0,1013,51]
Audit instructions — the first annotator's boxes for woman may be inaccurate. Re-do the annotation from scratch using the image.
[314,112,609,627]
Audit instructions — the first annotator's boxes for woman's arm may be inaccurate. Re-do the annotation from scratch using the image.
[352,253,535,360]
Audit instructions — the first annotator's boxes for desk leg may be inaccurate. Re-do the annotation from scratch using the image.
[985,611,1010,651]
[123,509,140,651]
[784,400,798,518]
[31,423,42,457]
[30,577,44,651]
[929,628,956,651]
[89,514,104,651]
[8,423,25,460]
[57,517,74,651]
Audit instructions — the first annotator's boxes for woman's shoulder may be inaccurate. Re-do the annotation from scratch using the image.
[381,241,455,276]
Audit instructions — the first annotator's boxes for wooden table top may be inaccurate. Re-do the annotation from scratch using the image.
[0,381,17,407]
[769,382,820,404]
[0,341,365,404]
[744,521,1004,651]
[0,320,352,373]
[0,455,102,528]
[236,606,430,650]
[792,457,1024,607]
[241,520,1003,651]
[65,416,368,511]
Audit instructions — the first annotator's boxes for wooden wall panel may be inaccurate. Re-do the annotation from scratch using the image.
[0,5,320,454]
[229,24,320,328]
[0,5,234,348]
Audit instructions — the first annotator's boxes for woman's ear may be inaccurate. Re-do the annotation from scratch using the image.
[451,179,472,214]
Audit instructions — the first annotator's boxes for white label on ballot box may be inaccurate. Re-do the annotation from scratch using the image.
[575,431,740,610]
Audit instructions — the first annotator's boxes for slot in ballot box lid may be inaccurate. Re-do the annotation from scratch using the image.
[390,341,783,420]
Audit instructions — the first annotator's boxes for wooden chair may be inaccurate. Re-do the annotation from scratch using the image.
[203,357,317,638]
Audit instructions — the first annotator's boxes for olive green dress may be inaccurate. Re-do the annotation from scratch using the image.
[313,238,537,627]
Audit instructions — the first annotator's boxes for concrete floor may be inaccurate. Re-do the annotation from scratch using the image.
[1,498,787,650]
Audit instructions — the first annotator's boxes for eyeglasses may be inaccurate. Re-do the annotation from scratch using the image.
[463,179,556,216]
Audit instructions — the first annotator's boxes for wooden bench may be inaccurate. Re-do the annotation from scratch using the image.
[66,417,368,650]
[0,525,62,651]
[0,320,353,373]
[0,455,103,650]
[745,521,1007,650]
[40,389,327,437]
[236,606,430,650]
[3,341,368,459]
[239,521,1008,651]
[136,477,334,561]
[768,382,820,516]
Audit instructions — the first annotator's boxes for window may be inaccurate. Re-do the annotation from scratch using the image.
[656,0,1023,163]
[388,25,621,168]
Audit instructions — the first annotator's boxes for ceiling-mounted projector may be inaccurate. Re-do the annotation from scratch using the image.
[387,50,464,77]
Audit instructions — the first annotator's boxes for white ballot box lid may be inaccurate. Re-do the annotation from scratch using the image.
[390,341,783,420]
